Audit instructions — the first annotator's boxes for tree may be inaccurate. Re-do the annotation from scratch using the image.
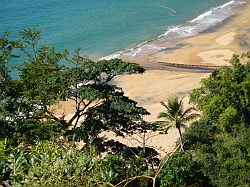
[0,31,13,85]
[182,117,216,150]
[0,31,20,114]
[186,52,250,186]
[63,55,147,139]
[59,50,150,143]
[0,27,152,147]
[158,152,209,187]
[157,97,199,152]
[190,52,250,129]
[0,28,70,145]
[0,31,24,143]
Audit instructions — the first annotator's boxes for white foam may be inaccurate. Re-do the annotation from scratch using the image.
[127,43,163,57]
[190,1,235,23]
[162,0,247,39]
[190,10,213,23]
[99,53,121,60]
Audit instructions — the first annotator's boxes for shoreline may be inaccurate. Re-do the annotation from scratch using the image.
[117,1,249,67]
[102,0,250,68]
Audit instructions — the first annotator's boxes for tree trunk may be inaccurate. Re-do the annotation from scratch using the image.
[178,127,184,152]
[152,177,156,187]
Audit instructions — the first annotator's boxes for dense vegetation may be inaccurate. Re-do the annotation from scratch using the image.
[185,52,250,186]
[1,28,250,186]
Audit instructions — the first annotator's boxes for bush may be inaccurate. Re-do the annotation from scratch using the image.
[158,152,209,187]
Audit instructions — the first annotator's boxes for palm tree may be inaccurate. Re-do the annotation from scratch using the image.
[157,97,199,152]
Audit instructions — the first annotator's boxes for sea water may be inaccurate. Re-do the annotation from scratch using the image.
[0,0,248,63]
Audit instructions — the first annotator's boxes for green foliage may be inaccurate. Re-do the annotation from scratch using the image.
[0,140,153,187]
[157,97,199,152]
[0,29,70,144]
[18,27,42,61]
[25,147,100,186]
[190,53,250,127]
[158,152,209,187]
[209,125,250,186]
[0,32,20,134]
[76,93,149,142]
[186,52,250,186]
[0,28,152,147]
[0,31,19,83]
[0,145,30,186]
[98,155,127,185]
[183,118,216,150]
[97,154,150,187]
[217,106,238,132]
[64,55,146,127]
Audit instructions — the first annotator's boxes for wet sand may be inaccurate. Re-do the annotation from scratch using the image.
[119,2,250,68]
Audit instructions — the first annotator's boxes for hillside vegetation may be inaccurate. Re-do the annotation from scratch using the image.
[1,28,250,186]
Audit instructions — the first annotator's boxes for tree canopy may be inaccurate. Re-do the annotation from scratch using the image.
[0,27,149,146]
[185,52,250,186]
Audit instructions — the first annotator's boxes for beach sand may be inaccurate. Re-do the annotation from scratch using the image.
[119,2,250,68]
[56,2,250,155]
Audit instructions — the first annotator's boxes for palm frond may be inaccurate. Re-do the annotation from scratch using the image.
[157,97,199,132]
[155,120,171,127]
[159,101,170,112]
[156,120,173,133]
[181,106,197,117]
[157,111,173,120]
[167,97,183,116]
[182,113,200,123]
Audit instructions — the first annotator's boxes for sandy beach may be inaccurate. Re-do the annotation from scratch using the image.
[116,2,250,108]
[56,2,250,155]
[119,2,250,68]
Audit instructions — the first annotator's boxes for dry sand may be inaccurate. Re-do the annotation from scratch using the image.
[56,2,250,155]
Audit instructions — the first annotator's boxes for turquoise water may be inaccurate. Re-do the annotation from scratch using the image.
[0,0,247,60]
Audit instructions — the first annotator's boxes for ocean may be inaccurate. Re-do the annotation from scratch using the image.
[0,0,248,63]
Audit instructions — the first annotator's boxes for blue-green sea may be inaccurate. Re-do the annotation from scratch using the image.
[0,0,248,61]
